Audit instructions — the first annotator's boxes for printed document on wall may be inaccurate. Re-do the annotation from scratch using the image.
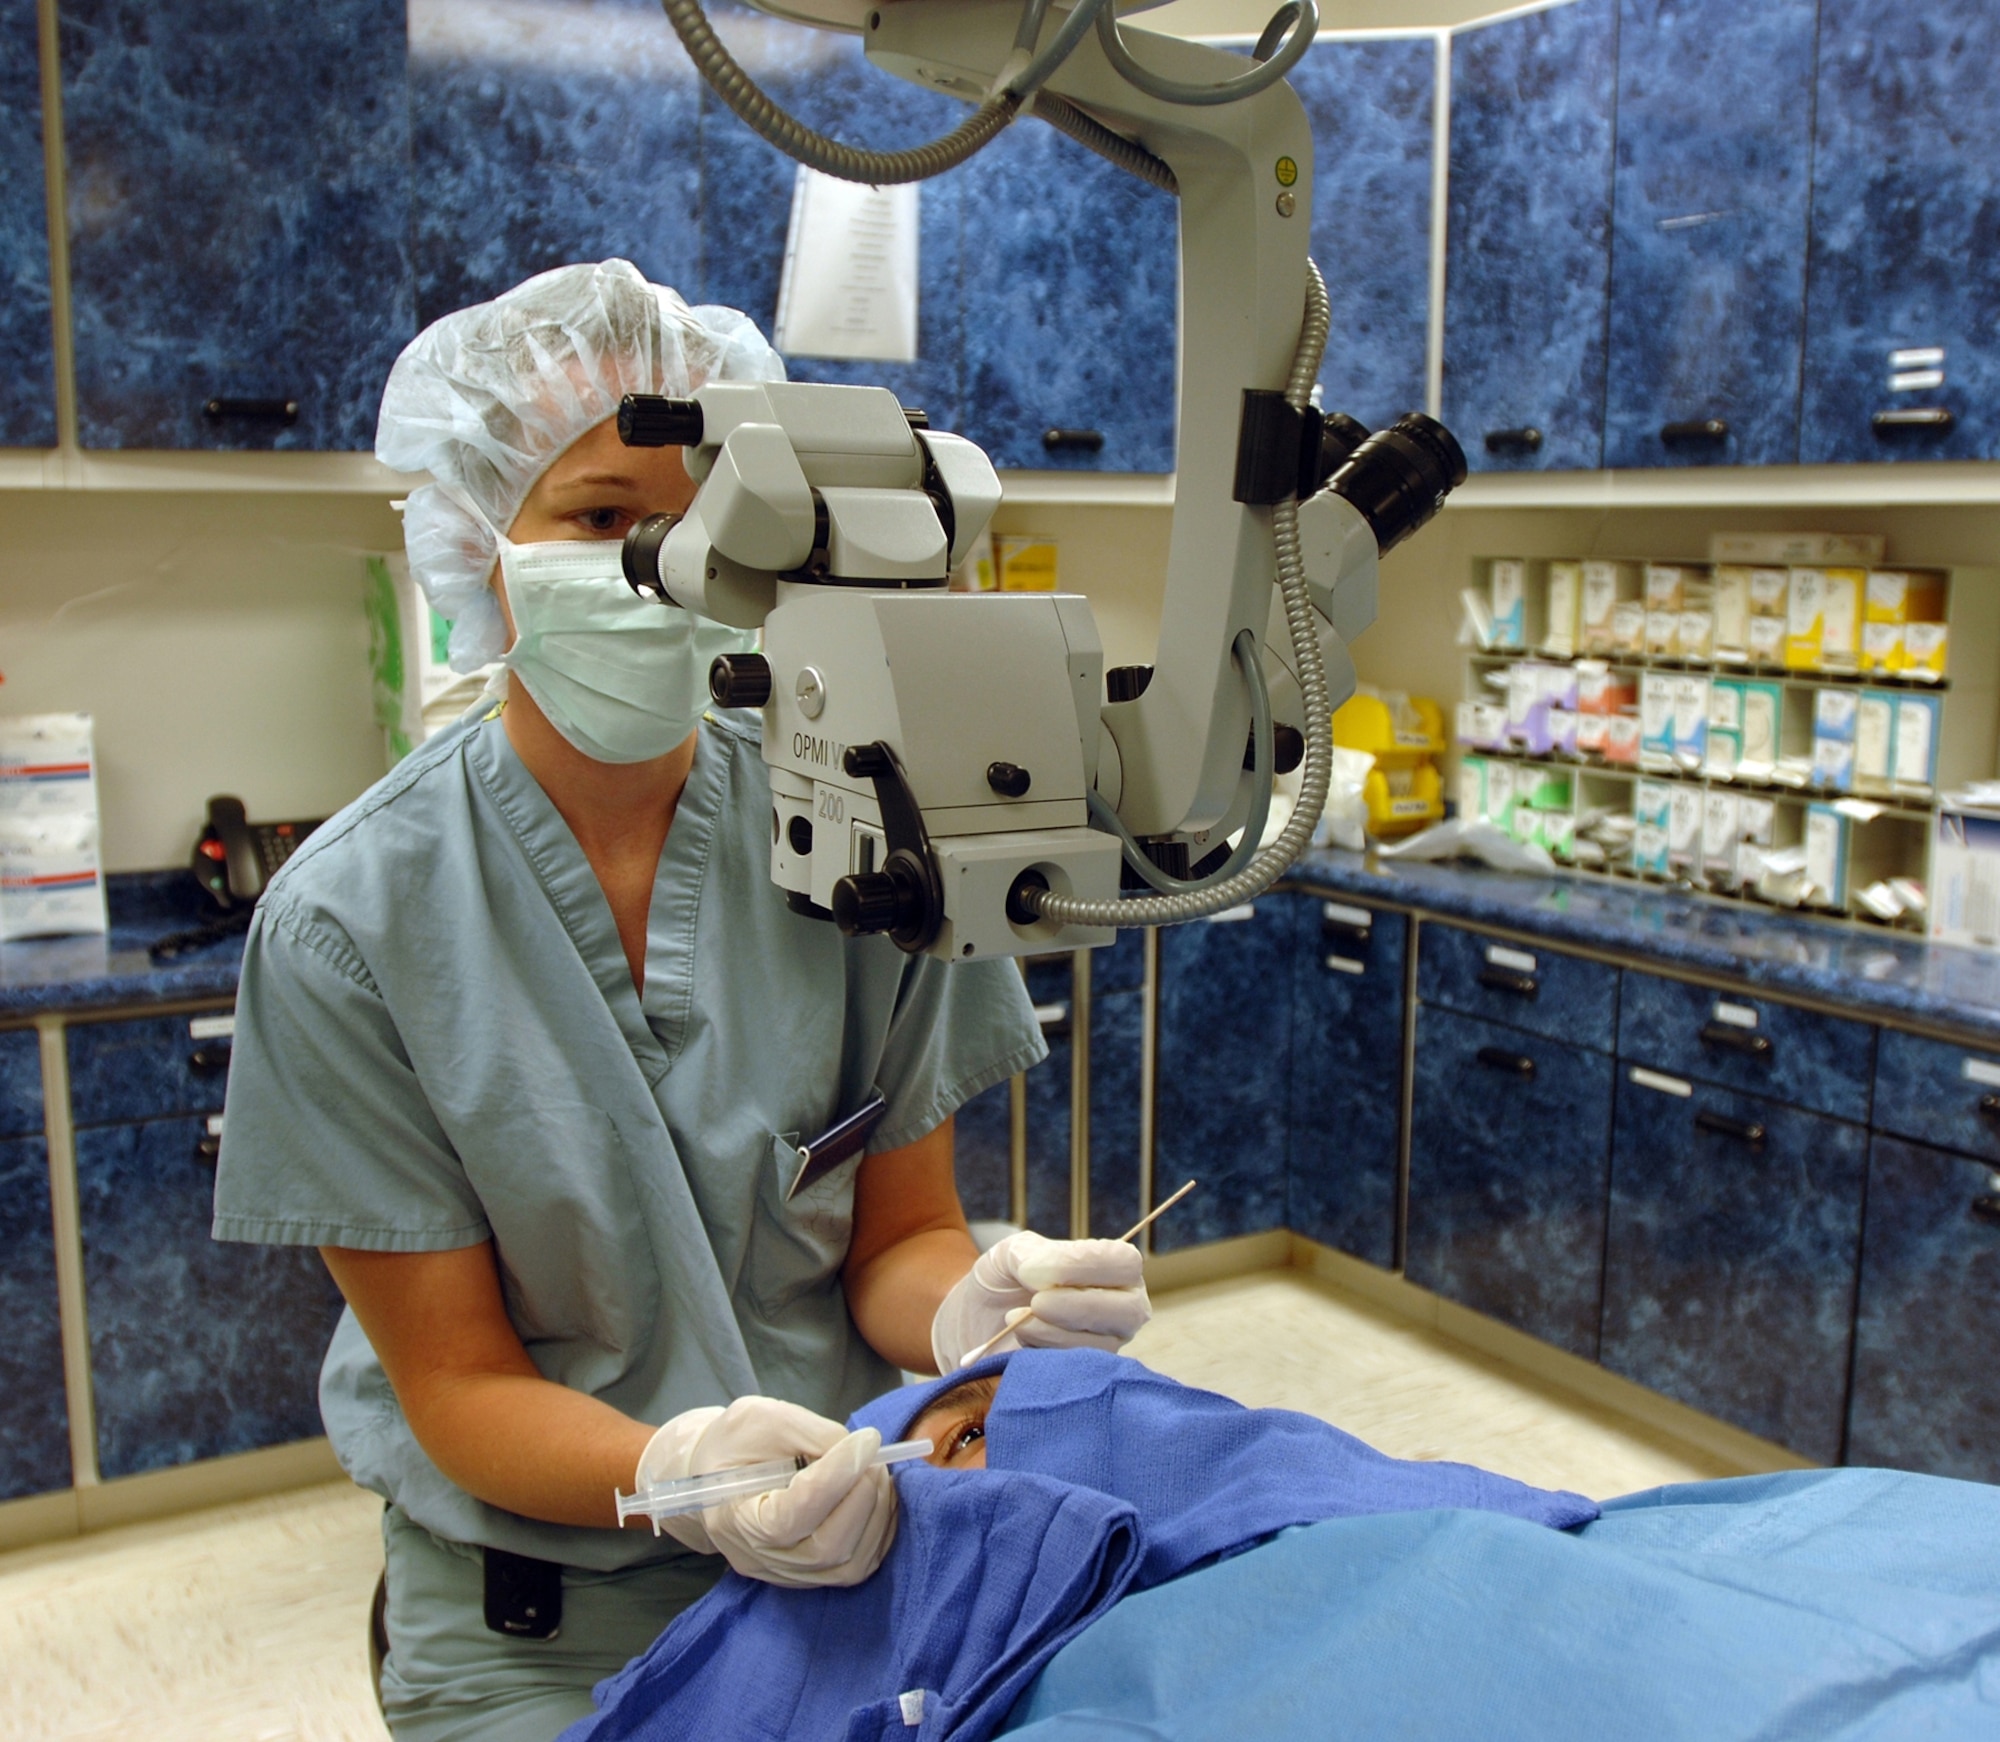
[774,166,919,363]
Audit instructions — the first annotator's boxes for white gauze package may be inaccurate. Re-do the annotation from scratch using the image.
[0,713,109,940]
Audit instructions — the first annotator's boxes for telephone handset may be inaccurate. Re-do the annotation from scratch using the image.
[193,796,324,908]
[152,797,326,963]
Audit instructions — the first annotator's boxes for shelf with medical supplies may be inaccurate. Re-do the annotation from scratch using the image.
[1453,547,2000,934]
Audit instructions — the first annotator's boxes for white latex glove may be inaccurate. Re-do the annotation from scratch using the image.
[931,1230,1151,1372]
[632,1397,896,1589]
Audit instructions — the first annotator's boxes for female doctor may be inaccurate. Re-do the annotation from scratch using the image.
[212,261,1150,1742]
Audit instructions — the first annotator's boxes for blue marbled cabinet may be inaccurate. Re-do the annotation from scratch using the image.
[954,1075,1013,1225]
[1022,955,1076,1239]
[1442,0,1618,472]
[1870,1029,2000,1166]
[1406,1003,1615,1358]
[0,0,57,449]
[410,0,702,327]
[1601,0,1818,468]
[1415,920,1619,1049]
[1801,0,2000,465]
[1601,1074,1867,1463]
[1087,982,1144,1243]
[66,1009,230,1128]
[1288,897,1405,1268]
[0,1026,44,1139]
[1616,970,1876,1125]
[76,1115,345,1479]
[0,1135,71,1501]
[1292,36,1434,433]
[957,109,1178,473]
[1846,1137,2000,1483]
[1153,903,1296,1252]
[698,1,965,430]
[59,0,415,450]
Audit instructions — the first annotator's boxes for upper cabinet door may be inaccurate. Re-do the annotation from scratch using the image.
[697,4,964,433]
[1442,0,1617,473]
[957,117,1178,474]
[411,0,702,330]
[1291,35,1435,435]
[60,0,415,451]
[1801,1,2000,466]
[1601,0,1817,469]
[1,0,58,450]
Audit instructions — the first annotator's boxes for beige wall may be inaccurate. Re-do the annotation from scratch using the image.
[0,492,402,871]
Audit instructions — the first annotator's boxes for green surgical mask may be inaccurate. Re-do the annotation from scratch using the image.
[497,537,756,764]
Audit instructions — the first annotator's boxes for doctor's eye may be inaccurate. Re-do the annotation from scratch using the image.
[572,505,633,536]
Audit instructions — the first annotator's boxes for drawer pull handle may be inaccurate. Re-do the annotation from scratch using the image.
[1972,1194,2000,1227]
[1032,1001,1071,1041]
[1484,427,1543,454]
[1477,967,1538,998]
[1042,428,1105,453]
[1662,418,1728,445]
[203,396,299,424]
[1699,1021,1773,1060]
[1695,1109,1766,1152]
[188,1044,232,1077]
[1475,1046,1536,1079]
[193,1134,222,1168]
[1321,917,1371,946]
[1873,408,1955,434]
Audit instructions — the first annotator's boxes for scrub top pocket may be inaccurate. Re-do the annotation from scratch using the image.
[746,1132,862,1317]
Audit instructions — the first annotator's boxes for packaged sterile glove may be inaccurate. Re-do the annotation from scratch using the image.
[931,1230,1151,1372]
[633,1397,897,1589]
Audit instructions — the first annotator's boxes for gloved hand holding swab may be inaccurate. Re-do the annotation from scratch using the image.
[617,1437,934,1533]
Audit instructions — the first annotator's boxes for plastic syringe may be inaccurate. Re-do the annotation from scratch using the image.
[616,1438,934,1533]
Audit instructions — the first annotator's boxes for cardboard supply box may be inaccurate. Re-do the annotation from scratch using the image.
[1806,804,1849,909]
[1489,559,1538,649]
[1785,567,1825,669]
[1812,688,1858,793]
[1581,562,1640,654]
[1544,561,1583,657]
[1933,810,2000,950]
[994,536,1059,591]
[1855,692,1896,791]
[1788,567,1864,669]
[1639,673,1676,767]
[1712,567,1752,655]
[1708,531,1886,566]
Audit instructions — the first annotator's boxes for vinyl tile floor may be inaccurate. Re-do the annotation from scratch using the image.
[0,1266,1748,1740]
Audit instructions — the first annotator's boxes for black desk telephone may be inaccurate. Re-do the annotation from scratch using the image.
[149,796,326,962]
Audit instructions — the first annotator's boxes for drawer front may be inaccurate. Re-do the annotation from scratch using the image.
[77,1114,344,1480]
[1417,921,1620,1049]
[0,1026,42,1139]
[1602,1069,1867,1464]
[1872,1029,2000,1164]
[1617,969,1875,1124]
[67,1007,234,1127]
[1407,1004,1616,1358]
[1290,899,1408,1268]
[0,1133,71,1501]
[1155,901,1296,1252]
[1847,1137,2000,1484]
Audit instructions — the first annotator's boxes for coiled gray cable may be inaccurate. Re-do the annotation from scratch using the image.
[1034,92,1178,194]
[1097,0,1318,108]
[1026,259,1334,931]
[660,0,1019,184]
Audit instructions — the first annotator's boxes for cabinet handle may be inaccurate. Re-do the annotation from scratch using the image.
[1661,418,1728,445]
[1475,1046,1536,1079]
[1483,427,1543,454]
[193,1134,222,1168]
[1477,967,1538,998]
[188,1044,232,1077]
[1971,1194,2000,1227]
[1873,408,1955,434]
[1321,917,1371,946]
[1033,1001,1071,1041]
[1695,1108,1766,1152]
[1042,428,1105,453]
[203,397,299,424]
[1699,1021,1773,1061]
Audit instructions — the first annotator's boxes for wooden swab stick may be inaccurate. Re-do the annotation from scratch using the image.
[956,1179,1199,1366]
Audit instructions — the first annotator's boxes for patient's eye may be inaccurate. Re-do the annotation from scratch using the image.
[944,1418,986,1461]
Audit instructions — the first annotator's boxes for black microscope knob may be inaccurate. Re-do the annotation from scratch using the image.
[709,653,773,709]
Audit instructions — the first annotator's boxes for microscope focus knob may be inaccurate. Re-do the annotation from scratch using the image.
[709,652,773,709]
[617,394,705,448]
[831,871,904,937]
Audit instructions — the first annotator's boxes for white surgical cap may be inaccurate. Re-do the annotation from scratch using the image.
[376,259,786,672]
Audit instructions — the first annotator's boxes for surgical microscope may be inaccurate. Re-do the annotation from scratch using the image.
[618,0,1467,963]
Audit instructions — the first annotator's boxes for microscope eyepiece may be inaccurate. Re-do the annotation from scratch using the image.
[1324,412,1467,555]
[617,394,704,448]
[621,512,679,602]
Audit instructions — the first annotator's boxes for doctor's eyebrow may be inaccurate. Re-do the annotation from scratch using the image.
[545,470,648,493]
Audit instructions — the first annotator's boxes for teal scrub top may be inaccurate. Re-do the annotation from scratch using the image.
[212,708,1044,1570]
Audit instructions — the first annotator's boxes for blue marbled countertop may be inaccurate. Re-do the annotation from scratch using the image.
[1287,848,2000,1045]
[0,874,243,1021]
[13,857,2000,1044]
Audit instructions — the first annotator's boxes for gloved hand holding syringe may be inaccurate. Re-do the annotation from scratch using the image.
[618,1436,934,1533]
